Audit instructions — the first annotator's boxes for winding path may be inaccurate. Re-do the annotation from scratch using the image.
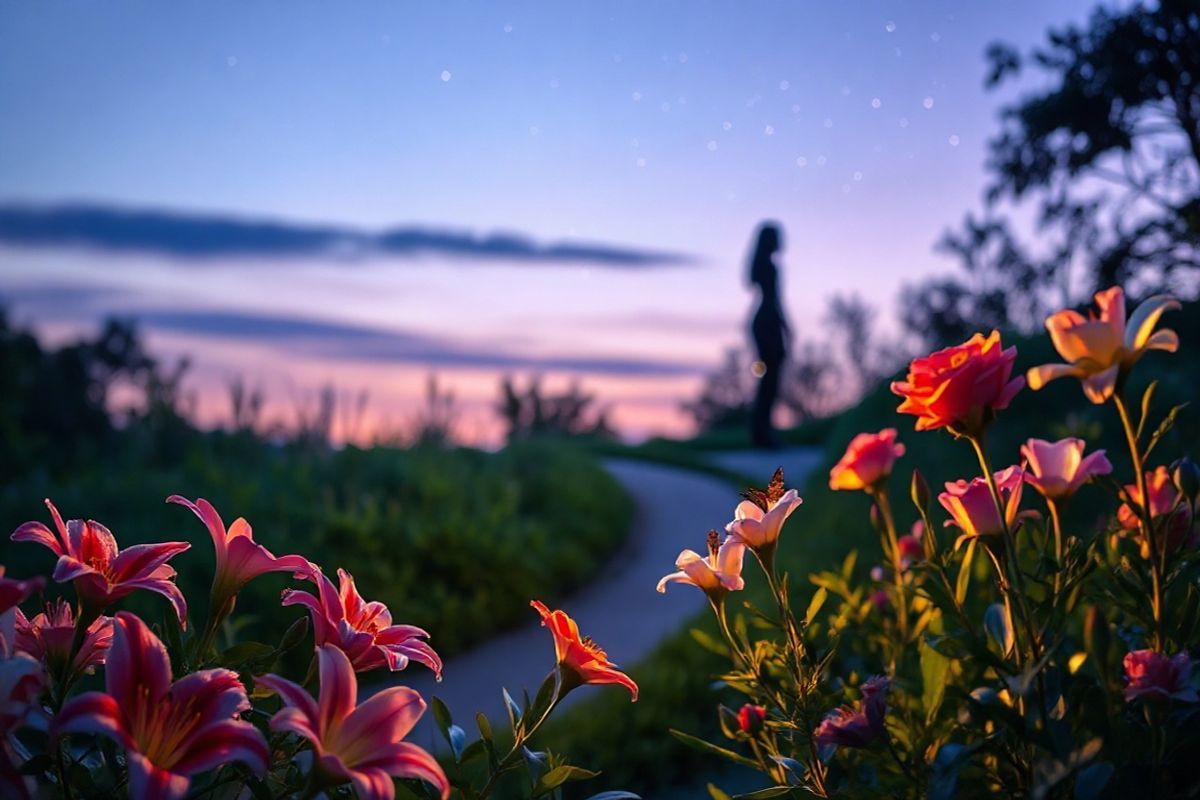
[389,451,822,750]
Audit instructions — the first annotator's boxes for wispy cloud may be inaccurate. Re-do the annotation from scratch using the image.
[0,202,694,267]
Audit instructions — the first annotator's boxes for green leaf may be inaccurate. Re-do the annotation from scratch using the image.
[669,730,759,769]
[805,587,828,626]
[1136,379,1158,441]
[430,696,453,740]
[956,539,976,605]
[475,711,493,743]
[531,765,600,796]
[983,603,1015,658]
[583,793,640,800]
[707,785,733,800]
[690,627,729,657]
[1145,401,1189,459]
[921,613,951,723]
[733,788,794,799]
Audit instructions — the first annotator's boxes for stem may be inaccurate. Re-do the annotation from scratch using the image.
[710,596,749,669]
[871,488,909,644]
[1047,499,1065,596]
[1113,392,1165,650]
[477,672,563,799]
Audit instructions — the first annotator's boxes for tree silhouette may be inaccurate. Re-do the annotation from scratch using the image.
[908,1,1199,346]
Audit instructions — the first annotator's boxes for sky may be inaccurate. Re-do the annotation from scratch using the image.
[0,0,1100,443]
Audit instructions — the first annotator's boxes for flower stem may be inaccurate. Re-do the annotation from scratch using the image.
[1047,499,1065,596]
[870,487,909,644]
[1113,391,1165,650]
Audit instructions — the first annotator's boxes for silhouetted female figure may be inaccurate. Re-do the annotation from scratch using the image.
[748,222,790,448]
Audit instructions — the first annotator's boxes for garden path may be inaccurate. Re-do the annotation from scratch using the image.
[377,450,822,750]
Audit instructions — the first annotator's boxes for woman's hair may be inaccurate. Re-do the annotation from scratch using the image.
[749,222,782,287]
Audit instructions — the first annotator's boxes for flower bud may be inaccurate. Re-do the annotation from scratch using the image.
[911,469,931,515]
[737,703,767,735]
[1173,457,1200,504]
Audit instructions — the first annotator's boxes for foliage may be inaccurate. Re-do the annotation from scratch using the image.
[549,297,1200,798]
[497,376,615,441]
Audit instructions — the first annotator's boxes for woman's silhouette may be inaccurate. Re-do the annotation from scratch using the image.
[748,222,790,449]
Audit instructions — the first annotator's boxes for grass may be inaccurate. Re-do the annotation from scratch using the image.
[0,437,633,660]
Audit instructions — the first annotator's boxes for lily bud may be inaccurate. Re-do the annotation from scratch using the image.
[1173,457,1200,504]
[911,469,931,515]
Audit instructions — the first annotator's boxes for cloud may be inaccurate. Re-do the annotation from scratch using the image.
[132,309,707,377]
[0,202,693,267]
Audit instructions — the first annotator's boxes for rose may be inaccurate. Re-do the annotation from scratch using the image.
[829,429,906,491]
[891,331,1024,434]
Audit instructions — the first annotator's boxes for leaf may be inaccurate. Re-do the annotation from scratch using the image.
[805,587,828,626]
[1136,379,1158,441]
[920,627,952,723]
[475,711,493,743]
[583,793,641,800]
[707,786,733,800]
[984,603,1015,658]
[531,765,600,796]
[430,696,453,740]
[670,730,759,769]
[690,627,729,657]
[446,724,466,762]
[733,789,794,800]
[1145,402,1189,459]
[956,539,977,605]
[502,687,522,733]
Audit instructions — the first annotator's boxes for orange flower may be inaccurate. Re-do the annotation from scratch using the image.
[829,429,905,491]
[1027,286,1180,403]
[530,600,637,701]
[1117,466,1195,556]
[891,331,1024,433]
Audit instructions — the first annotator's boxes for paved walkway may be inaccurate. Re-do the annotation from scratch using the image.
[388,451,821,751]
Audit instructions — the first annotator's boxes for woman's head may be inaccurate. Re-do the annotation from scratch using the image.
[750,221,782,286]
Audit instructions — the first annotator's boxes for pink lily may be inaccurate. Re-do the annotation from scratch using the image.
[1020,438,1112,501]
[815,675,890,750]
[656,531,745,600]
[53,612,268,800]
[15,599,113,682]
[167,494,311,610]
[939,466,1026,547]
[0,567,43,658]
[0,654,47,800]
[11,500,190,626]
[258,644,449,800]
[725,468,803,567]
[283,567,442,678]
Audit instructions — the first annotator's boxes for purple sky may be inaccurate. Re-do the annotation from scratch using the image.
[0,1,1098,442]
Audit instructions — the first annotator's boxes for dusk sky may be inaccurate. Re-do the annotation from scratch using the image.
[0,1,1098,442]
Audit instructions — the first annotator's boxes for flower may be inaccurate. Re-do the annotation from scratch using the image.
[1117,466,1195,555]
[257,644,449,800]
[530,600,638,701]
[1027,286,1180,403]
[53,612,268,800]
[891,331,1024,433]
[283,567,441,678]
[814,675,890,750]
[829,429,905,491]
[1123,649,1198,703]
[15,599,112,681]
[1020,438,1112,501]
[898,520,925,568]
[0,654,46,800]
[11,499,190,626]
[737,704,766,734]
[0,567,42,657]
[939,466,1025,545]
[725,468,803,556]
[656,530,745,599]
[167,495,311,608]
